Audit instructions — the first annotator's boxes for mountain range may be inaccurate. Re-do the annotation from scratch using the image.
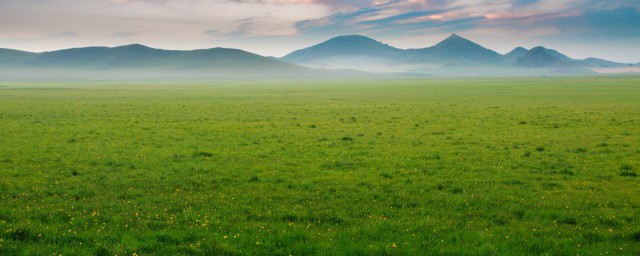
[1,34,638,80]
[282,34,636,76]
[0,45,337,80]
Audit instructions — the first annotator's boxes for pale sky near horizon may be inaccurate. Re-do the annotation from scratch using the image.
[1,0,639,62]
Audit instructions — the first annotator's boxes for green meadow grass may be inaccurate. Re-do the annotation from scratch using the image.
[0,77,639,255]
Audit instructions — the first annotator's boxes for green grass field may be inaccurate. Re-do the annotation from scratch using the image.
[1,77,639,255]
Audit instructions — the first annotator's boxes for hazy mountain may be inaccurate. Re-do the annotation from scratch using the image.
[281,35,405,72]
[21,44,300,71]
[22,44,164,68]
[282,35,403,62]
[0,48,37,65]
[504,47,528,62]
[405,34,506,65]
[0,44,370,80]
[514,46,630,72]
[280,34,512,74]
[516,46,573,68]
[576,58,628,68]
[514,46,599,74]
[280,34,634,76]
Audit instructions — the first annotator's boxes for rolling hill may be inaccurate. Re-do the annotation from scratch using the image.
[0,48,38,65]
[19,44,303,71]
[0,45,367,80]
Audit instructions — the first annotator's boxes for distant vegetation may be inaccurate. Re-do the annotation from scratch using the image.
[1,77,639,255]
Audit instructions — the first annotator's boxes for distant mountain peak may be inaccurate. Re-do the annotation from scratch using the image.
[516,46,573,68]
[531,46,571,61]
[432,34,484,51]
[323,35,388,46]
[530,46,548,52]
[447,33,462,39]
[438,33,469,43]
[505,47,528,61]
[115,44,153,50]
[331,35,373,40]
[404,33,506,65]
[281,34,402,64]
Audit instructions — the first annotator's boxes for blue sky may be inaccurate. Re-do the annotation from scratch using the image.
[1,0,639,62]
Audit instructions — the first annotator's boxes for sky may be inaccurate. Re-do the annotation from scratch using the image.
[1,0,639,62]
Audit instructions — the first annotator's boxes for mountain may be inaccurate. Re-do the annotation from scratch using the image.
[281,35,405,72]
[577,58,627,68]
[405,34,506,65]
[514,46,598,74]
[281,34,512,70]
[516,46,573,68]
[23,44,165,68]
[0,44,368,80]
[280,34,512,74]
[282,35,403,62]
[514,46,631,71]
[0,48,37,65]
[504,47,528,62]
[21,44,299,71]
[280,34,636,76]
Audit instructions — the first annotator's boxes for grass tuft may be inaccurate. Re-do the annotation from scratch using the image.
[620,171,637,177]
[340,136,353,141]
[192,151,214,158]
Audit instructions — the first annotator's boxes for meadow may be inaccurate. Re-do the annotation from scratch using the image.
[0,77,639,255]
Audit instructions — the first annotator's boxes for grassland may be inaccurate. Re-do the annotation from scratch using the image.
[0,77,639,255]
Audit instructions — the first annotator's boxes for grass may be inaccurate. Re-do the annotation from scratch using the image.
[0,77,639,255]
